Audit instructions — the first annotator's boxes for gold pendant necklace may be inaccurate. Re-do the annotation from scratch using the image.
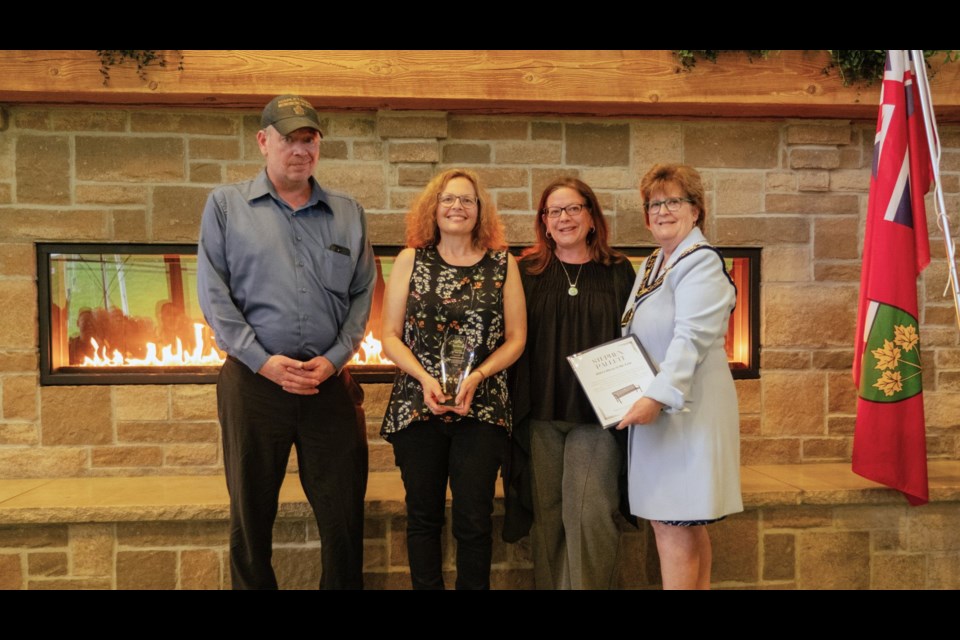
[558,260,585,297]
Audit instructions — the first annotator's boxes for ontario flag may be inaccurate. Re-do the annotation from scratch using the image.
[853,51,932,506]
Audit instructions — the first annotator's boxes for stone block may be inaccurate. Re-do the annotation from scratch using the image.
[0,554,22,589]
[939,174,959,193]
[766,193,859,215]
[0,448,87,478]
[75,184,147,205]
[0,281,35,349]
[188,138,239,161]
[328,116,376,138]
[118,421,218,444]
[579,168,635,189]
[765,171,796,192]
[839,147,863,169]
[274,547,321,590]
[790,148,841,170]
[812,349,854,370]
[925,392,960,429]
[761,371,826,435]
[16,135,70,204]
[500,214,538,245]
[797,171,830,192]
[171,385,217,420]
[871,553,926,589]
[0,208,108,242]
[490,569,535,590]
[377,113,448,139]
[926,552,960,589]
[565,123,629,167]
[319,164,386,209]
[683,123,779,169]
[14,110,50,129]
[27,551,67,577]
[763,533,795,581]
[714,172,764,215]
[814,217,859,259]
[50,110,127,132]
[765,507,835,531]
[496,190,530,211]
[320,140,348,160]
[388,189,419,211]
[0,350,34,372]
[70,524,114,577]
[711,512,759,583]
[117,550,177,590]
[367,213,406,245]
[0,424,39,445]
[388,142,438,164]
[397,166,434,188]
[796,531,870,589]
[0,135,12,181]
[936,349,960,368]
[829,169,871,191]
[740,437,801,464]
[368,442,396,473]
[363,540,387,571]
[631,122,682,171]
[449,118,528,140]
[164,443,219,466]
[827,370,858,414]
[764,284,858,347]
[131,113,238,135]
[939,371,960,392]
[0,525,68,548]
[0,184,10,204]
[76,136,184,182]
[117,521,228,547]
[41,386,111,445]
[180,549,221,590]
[353,141,383,161]
[152,186,209,242]
[91,445,163,467]
[495,141,561,165]
[786,122,852,145]
[735,378,761,414]
[28,578,111,590]
[111,210,148,240]
[468,167,528,189]
[801,437,851,460]
[273,520,306,544]
[926,305,959,326]
[828,416,856,435]
[225,163,262,183]
[714,216,810,245]
[530,168,576,200]
[740,416,761,436]
[2,374,37,420]
[761,350,811,370]
[814,262,861,282]
[114,386,170,421]
[442,143,490,164]
[761,246,811,282]
[908,504,960,551]
[531,122,562,140]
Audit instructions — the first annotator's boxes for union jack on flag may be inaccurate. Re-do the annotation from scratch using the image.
[853,50,932,505]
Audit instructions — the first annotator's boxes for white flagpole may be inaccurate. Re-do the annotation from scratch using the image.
[911,50,960,331]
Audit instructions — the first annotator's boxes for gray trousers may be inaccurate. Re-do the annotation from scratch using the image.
[529,419,622,590]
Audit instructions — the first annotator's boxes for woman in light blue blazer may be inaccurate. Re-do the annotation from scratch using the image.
[616,164,742,590]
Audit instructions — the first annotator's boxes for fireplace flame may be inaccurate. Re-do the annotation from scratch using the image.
[349,332,393,366]
[81,323,224,367]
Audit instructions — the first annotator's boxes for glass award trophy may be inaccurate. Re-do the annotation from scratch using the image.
[439,333,477,405]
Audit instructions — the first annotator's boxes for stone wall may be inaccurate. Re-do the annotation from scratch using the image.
[3,501,959,589]
[0,105,958,477]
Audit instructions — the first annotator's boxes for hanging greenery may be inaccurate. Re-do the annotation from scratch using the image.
[673,50,957,86]
[95,50,184,86]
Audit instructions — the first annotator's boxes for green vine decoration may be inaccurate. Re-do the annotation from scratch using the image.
[95,50,184,86]
[673,50,957,86]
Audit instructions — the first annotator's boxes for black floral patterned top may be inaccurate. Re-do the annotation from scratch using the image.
[381,247,512,438]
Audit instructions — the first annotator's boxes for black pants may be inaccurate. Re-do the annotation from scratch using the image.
[390,417,507,590]
[218,357,368,590]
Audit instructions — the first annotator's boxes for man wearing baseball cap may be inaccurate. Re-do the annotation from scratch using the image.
[198,95,375,589]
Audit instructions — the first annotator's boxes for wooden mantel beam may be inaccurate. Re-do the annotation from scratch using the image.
[2,50,960,121]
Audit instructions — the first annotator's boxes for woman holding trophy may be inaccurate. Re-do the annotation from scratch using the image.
[381,168,526,590]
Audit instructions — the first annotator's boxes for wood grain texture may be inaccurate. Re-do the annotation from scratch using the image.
[2,50,959,120]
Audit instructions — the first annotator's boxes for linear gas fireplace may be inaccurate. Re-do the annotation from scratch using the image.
[37,244,758,386]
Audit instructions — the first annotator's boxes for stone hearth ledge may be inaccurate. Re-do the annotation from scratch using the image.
[1,462,958,525]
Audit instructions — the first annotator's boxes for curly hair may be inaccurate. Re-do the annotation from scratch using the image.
[404,168,506,250]
[639,164,706,231]
[520,177,625,275]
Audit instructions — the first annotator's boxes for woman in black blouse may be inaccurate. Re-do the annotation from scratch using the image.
[513,177,635,589]
[381,168,526,589]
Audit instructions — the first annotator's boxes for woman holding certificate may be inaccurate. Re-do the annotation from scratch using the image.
[617,164,742,590]
[380,168,526,590]
[513,177,636,589]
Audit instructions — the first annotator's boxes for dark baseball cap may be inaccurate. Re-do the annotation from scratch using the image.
[260,95,324,138]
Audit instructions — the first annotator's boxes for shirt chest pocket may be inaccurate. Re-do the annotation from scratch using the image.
[318,247,354,296]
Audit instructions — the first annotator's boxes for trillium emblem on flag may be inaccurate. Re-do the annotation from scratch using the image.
[859,303,922,402]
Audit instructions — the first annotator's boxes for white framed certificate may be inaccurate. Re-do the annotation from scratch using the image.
[567,335,658,429]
